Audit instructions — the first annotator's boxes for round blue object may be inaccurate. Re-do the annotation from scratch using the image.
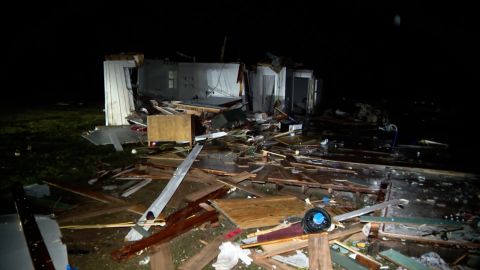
[313,212,326,224]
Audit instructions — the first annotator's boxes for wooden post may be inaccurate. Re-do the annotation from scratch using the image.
[308,232,332,270]
[150,242,174,270]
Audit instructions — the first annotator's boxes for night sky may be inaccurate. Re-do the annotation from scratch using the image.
[2,2,478,109]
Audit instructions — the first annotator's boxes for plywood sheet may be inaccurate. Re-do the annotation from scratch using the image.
[212,196,306,229]
[147,114,194,145]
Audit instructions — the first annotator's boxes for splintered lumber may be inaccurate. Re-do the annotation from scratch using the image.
[177,234,224,270]
[44,180,147,215]
[333,199,409,222]
[267,178,379,194]
[333,241,381,270]
[212,196,306,229]
[111,187,228,261]
[150,242,174,270]
[125,144,203,241]
[251,253,297,270]
[111,210,218,261]
[309,232,332,270]
[379,249,430,270]
[257,224,364,258]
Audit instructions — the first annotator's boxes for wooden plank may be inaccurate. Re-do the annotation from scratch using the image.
[360,216,462,227]
[44,180,147,215]
[258,224,363,258]
[57,203,134,224]
[185,184,224,202]
[309,232,332,270]
[267,178,379,194]
[379,249,430,270]
[173,103,223,113]
[150,242,174,270]
[290,162,357,174]
[333,240,381,270]
[300,156,479,180]
[121,178,152,197]
[251,253,296,270]
[331,249,368,270]
[178,235,224,270]
[185,171,255,202]
[147,114,194,145]
[215,177,268,197]
[212,196,306,229]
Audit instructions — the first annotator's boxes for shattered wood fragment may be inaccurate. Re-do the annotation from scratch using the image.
[111,210,218,261]
[44,180,148,215]
[150,242,174,270]
[309,232,332,270]
[212,196,306,229]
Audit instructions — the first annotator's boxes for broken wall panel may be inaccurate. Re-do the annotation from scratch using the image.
[138,61,242,100]
[104,60,137,126]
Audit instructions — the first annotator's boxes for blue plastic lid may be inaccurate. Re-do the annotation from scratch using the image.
[313,212,326,224]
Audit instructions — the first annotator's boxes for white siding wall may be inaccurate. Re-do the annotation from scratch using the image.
[249,66,286,112]
[178,63,241,99]
[104,60,136,126]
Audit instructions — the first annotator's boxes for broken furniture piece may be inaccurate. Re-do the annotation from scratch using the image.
[147,114,195,146]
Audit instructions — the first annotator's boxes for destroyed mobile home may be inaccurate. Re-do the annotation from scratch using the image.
[7,53,480,270]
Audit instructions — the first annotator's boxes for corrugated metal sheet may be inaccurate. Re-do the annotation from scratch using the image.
[104,60,136,126]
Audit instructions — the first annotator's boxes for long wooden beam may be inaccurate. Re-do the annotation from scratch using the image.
[267,178,379,194]
[44,180,147,215]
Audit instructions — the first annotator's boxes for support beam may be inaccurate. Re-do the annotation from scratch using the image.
[309,232,332,270]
